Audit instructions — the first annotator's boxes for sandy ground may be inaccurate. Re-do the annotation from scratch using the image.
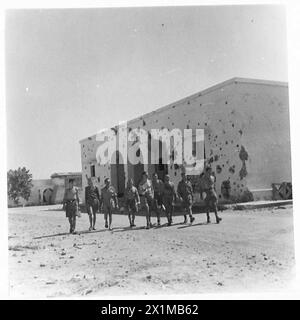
[8,204,295,298]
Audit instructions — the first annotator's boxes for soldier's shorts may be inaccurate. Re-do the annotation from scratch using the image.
[126,199,138,213]
[153,193,163,211]
[182,194,193,210]
[65,200,78,218]
[140,195,153,209]
[103,199,115,215]
[204,188,218,208]
[86,199,99,215]
[163,197,174,213]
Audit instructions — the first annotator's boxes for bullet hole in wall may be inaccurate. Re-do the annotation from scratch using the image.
[229,166,235,174]
[216,165,222,174]
[232,123,235,128]
[208,157,214,164]
[239,146,249,161]
[239,129,243,135]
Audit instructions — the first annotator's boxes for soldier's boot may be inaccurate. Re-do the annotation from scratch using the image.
[167,213,171,226]
[216,214,222,224]
[157,212,161,226]
[132,215,136,227]
[183,215,187,224]
[206,213,211,224]
[72,217,76,234]
[190,215,195,224]
[108,215,112,230]
[214,207,222,224]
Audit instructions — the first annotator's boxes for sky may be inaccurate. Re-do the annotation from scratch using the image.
[5,5,288,179]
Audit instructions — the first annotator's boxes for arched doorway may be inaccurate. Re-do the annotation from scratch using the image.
[43,188,53,205]
[110,151,126,197]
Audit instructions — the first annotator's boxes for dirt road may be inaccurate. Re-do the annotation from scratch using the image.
[8,205,295,297]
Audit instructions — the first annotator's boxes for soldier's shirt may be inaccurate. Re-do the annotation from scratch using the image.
[163,182,176,199]
[125,186,139,202]
[85,185,100,204]
[202,174,216,190]
[138,179,154,198]
[64,187,78,201]
[152,179,164,195]
[177,180,193,200]
[101,186,117,207]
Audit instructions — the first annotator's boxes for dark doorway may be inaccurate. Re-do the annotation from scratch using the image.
[43,188,53,205]
[110,151,125,197]
[133,162,144,187]
[155,157,168,181]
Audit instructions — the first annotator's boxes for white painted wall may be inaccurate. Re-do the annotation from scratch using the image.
[80,79,291,203]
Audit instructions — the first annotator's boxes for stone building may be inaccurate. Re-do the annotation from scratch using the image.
[7,172,82,207]
[79,77,291,204]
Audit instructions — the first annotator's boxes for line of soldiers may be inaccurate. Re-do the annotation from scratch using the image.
[62,168,222,234]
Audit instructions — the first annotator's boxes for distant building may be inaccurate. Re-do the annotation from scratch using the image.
[79,78,292,204]
[7,172,82,207]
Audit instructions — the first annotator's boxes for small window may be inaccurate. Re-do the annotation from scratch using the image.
[90,165,95,177]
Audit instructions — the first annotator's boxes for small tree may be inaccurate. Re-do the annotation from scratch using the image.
[7,167,33,205]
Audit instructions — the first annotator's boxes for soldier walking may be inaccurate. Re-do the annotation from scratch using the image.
[152,173,164,226]
[99,178,119,230]
[177,172,195,224]
[85,178,100,231]
[202,167,222,224]
[138,171,154,229]
[124,178,140,227]
[63,179,80,234]
[162,174,177,226]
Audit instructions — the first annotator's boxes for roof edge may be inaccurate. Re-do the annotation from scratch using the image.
[79,77,288,143]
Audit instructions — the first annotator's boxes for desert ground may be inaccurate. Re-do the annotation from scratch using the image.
[8,204,295,298]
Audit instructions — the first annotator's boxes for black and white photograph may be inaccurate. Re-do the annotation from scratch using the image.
[2,2,300,299]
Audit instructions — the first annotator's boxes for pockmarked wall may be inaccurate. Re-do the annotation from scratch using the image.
[79,78,291,204]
